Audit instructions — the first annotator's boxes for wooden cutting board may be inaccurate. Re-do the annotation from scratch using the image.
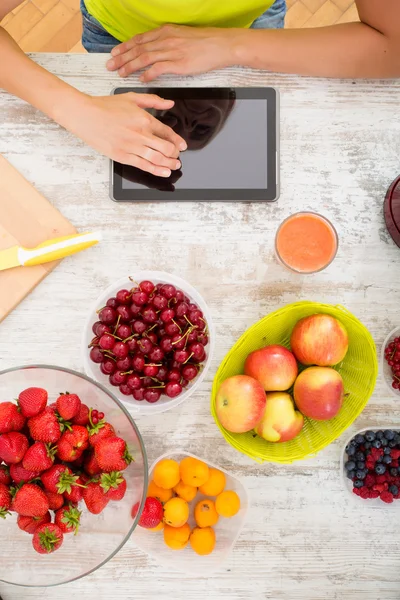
[0,156,76,323]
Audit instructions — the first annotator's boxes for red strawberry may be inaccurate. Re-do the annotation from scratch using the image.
[0,464,11,485]
[18,388,48,418]
[10,463,38,485]
[22,442,56,473]
[64,476,86,504]
[89,421,115,447]
[32,523,63,554]
[56,393,81,421]
[55,505,81,534]
[48,402,57,413]
[83,449,102,476]
[69,453,85,469]
[12,483,49,517]
[0,402,26,434]
[100,471,127,501]
[95,436,133,472]
[44,490,64,511]
[57,425,89,462]
[0,432,29,464]
[72,403,90,426]
[83,481,109,514]
[28,408,61,444]
[41,464,80,494]
[0,482,11,518]
[17,511,51,534]
[131,497,163,529]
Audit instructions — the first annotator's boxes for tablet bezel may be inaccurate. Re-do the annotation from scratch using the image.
[110,87,279,202]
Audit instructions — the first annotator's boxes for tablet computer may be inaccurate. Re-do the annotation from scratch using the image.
[111,87,279,202]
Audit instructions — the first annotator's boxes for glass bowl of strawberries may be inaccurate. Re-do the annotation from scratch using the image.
[0,365,148,587]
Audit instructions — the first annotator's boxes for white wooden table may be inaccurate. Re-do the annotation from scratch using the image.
[1,54,400,600]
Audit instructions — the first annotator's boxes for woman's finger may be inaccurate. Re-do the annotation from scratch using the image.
[122,153,172,177]
[133,93,174,111]
[150,115,187,150]
[136,145,180,170]
[139,132,180,159]
[140,60,182,83]
[117,50,177,77]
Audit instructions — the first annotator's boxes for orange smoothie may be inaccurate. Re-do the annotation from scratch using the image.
[275,212,338,274]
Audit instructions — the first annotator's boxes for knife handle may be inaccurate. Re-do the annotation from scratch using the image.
[22,232,101,266]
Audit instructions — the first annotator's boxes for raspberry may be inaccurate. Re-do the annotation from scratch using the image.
[394,493,400,500]
[352,487,361,496]
[391,460,399,467]
[380,491,394,503]
[360,487,370,499]
[371,448,383,460]
[373,484,385,493]
[369,490,380,498]
[376,475,388,484]
[391,449,400,459]
[364,474,375,487]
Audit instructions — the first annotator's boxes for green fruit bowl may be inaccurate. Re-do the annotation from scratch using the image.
[211,302,378,464]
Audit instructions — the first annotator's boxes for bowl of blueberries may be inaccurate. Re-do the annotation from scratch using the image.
[341,428,400,506]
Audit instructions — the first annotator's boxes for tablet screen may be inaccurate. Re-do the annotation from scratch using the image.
[112,88,278,202]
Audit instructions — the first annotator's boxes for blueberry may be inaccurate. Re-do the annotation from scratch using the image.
[390,468,398,477]
[364,442,372,450]
[375,464,386,475]
[350,439,359,447]
[355,470,366,480]
[365,431,376,442]
[384,446,392,455]
[356,461,365,470]
[345,444,356,456]
[345,460,356,471]
[384,430,395,440]
[355,451,365,461]
[346,470,355,480]
[389,484,399,495]
[389,440,397,448]
[354,434,365,444]
[376,431,384,440]
[381,438,388,447]
[373,440,382,449]
[383,455,392,464]
[394,434,400,445]
[354,479,364,488]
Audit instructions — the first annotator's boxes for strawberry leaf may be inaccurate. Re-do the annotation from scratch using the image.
[100,471,124,493]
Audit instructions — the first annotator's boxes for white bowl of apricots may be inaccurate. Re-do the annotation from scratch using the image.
[132,451,249,574]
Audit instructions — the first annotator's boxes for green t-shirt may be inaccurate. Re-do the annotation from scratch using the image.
[85,0,274,42]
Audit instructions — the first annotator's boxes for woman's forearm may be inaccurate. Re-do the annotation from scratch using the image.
[0,27,86,126]
[233,22,400,78]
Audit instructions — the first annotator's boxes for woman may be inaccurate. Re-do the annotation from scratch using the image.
[0,0,399,177]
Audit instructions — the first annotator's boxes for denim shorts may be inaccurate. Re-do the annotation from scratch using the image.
[81,0,286,53]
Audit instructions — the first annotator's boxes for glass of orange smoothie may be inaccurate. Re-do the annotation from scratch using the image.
[275,212,338,274]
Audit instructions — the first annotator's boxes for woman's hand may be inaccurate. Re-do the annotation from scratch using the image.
[106,25,238,81]
[61,92,187,176]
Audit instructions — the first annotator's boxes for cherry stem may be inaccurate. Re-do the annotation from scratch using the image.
[171,318,182,333]
[183,353,194,364]
[172,327,193,347]
[184,315,196,329]
[113,315,121,334]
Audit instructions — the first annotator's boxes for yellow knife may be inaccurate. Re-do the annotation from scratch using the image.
[0,232,101,272]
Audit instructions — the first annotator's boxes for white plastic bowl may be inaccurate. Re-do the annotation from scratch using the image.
[82,272,215,416]
[133,451,249,575]
[381,326,400,399]
[341,427,400,508]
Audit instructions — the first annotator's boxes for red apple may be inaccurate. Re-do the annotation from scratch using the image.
[254,392,304,443]
[293,366,344,421]
[216,375,266,433]
[290,314,349,366]
[244,345,298,391]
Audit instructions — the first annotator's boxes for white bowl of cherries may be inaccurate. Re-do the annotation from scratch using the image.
[82,272,215,416]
